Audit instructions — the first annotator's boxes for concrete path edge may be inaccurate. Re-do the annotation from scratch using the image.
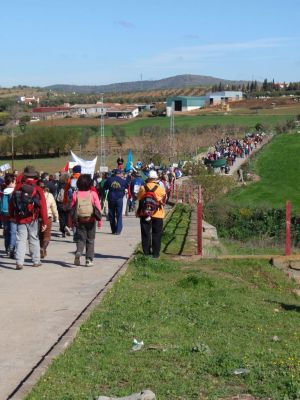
[8,255,134,400]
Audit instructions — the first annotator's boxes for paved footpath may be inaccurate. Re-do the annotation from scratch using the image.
[0,215,141,400]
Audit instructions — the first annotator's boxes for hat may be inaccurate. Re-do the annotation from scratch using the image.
[72,165,81,173]
[149,170,158,179]
[23,166,38,178]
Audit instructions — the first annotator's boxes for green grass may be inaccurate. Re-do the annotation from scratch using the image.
[25,255,300,400]
[106,114,294,137]
[227,133,300,212]
[162,204,192,255]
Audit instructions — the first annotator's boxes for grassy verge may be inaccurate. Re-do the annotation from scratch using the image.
[25,205,300,399]
[227,133,300,212]
[162,204,192,255]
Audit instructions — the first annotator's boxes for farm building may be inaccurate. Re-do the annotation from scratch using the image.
[166,96,206,114]
[32,103,139,120]
[207,91,243,105]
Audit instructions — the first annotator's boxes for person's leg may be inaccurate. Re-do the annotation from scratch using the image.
[28,219,41,265]
[3,220,9,253]
[115,198,124,234]
[42,219,52,257]
[15,223,28,267]
[140,217,152,256]
[85,221,96,264]
[108,202,116,234]
[151,218,164,258]
[74,223,86,265]
[9,222,17,257]
[57,204,66,235]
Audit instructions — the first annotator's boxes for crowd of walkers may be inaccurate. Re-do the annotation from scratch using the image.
[204,132,265,173]
[0,159,183,270]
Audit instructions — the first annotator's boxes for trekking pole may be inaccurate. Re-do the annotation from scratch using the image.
[197,185,202,256]
[285,200,291,256]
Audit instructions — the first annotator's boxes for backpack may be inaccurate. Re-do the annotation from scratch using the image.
[12,184,40,218]
[0,193,10,216]
[55,186,65,203]
[76,192,93,219]
[68,177,78,199]
[139,184,161,218]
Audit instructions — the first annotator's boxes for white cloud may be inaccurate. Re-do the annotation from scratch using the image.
[135,37,290,68]
[114,20,135,28]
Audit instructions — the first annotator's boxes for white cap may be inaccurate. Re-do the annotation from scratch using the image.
[149,170,158,179]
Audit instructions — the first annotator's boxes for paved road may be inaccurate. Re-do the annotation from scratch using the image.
[0,215,141,399]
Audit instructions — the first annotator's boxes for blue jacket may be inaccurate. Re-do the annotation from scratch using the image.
[104,176,128,202]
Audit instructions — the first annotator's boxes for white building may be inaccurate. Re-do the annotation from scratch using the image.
[206,91,243,105]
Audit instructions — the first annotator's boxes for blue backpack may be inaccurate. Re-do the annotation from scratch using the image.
[0,193,10,216]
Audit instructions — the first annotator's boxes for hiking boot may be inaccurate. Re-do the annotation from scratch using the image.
[65,226,71,236]
[85,259,94,267]
[9,251,15,259]
[16,264,23,270]
[32,263,42,268]
[74,254,81,266]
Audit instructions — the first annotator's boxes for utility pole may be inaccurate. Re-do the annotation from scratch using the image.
[99,93,106,170]
[11,129,14,171]
[169,101,176,161]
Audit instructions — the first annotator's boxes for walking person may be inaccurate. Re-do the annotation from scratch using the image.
[71,174,101,267]
[104,169,128,235]
[56,173,69,237]
[9,166,48,270]
[137,170,166,258]
[37,180,59,259]
[0,173,17,258]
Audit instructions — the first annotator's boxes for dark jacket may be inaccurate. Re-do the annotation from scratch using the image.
[104,176,128,202]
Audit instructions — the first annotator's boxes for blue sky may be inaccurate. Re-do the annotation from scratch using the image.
[1,0,300,87]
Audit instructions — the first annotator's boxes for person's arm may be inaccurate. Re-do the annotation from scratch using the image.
[136,185,145,201]
[91,191,101,212]
[37,188,48,228]
[70,191,77,208]
[50,194,59,221]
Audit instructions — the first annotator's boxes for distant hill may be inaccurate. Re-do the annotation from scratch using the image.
[45,74,250,94]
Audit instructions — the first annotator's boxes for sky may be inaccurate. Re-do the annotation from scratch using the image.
[1,0,300,87]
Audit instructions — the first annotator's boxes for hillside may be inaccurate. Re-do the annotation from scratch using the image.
[45,74,250,94]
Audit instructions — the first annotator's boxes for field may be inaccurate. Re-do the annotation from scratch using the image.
[25,242,300,399]
[227,133,300,212]
[35,112,298,138]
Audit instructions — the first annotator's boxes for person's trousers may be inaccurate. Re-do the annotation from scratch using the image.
[15,219,40,265]
[75,221,96,260]
[140,217,163,258]
[108,198,123,234]
[3,220,17,252]
[57,203,68,233]
[39,218,52,251]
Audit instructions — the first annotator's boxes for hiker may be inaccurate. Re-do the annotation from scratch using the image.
[0,173,17,258]
[9,166,48,270]
[55,173,69,237]
[104,169,128,235]
[137,169,166,258]
[130,171,144,212]
[63,165,81,236]
[116,156,124,170]
[70,174,101,267]
[37,180,59,259]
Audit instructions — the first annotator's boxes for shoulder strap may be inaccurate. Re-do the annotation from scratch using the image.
[145,184,158,193]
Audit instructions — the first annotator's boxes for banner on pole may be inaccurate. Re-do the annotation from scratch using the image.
[0,163,11,172]
[70,151,97,176]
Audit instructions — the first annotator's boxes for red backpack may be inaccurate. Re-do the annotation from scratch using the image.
[139,184,161,218]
